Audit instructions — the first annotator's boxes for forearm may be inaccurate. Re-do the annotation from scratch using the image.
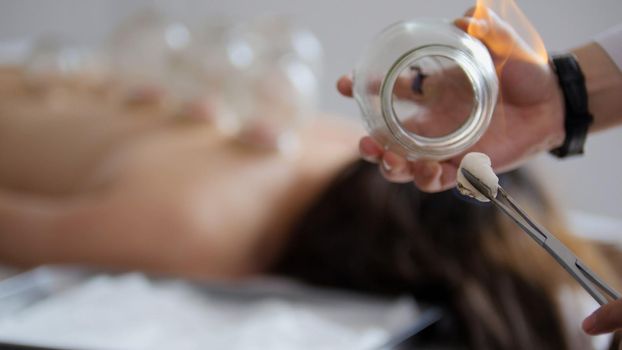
[573,42,622,132]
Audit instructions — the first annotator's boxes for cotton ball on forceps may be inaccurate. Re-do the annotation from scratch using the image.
[456,152,499,202]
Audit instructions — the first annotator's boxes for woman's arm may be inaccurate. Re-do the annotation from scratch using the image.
[573,42,622,132]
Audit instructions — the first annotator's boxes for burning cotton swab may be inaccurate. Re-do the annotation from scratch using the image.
[456,152,499,202]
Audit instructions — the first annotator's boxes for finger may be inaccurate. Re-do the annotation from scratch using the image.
[452,8,477,33]
[359,136,383,163]
[438,161,459,191]
[411,160,443,192]
[453,16,491,43]
[453,17,471,33]
[453,16,511,69]
[411,160,458,193]
[463,6,476,17]
[337,75,353,97]
[453,10,538,65]
[583,299,622,335]
[379,151,413,183]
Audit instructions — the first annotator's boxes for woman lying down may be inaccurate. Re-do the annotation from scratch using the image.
[0,67,619,350]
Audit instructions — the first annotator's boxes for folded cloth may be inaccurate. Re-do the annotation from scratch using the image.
[0,272,418,350]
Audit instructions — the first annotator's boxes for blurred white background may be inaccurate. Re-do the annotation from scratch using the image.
[0,0,621,217]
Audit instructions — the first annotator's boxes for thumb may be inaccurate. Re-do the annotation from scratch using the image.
[583,298,622,335]
[453,7,543,66]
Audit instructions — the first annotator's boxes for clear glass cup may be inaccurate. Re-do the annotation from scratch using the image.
[223,16,322,140]
[353,19,498,160]
[106,8,193,95]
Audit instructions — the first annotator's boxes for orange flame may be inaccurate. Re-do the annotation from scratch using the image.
[467,0,548,66]
[463,0,549,146]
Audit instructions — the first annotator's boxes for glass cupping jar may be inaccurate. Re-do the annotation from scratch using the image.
[353,19,498,160]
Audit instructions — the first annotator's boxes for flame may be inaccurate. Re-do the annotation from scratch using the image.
[462,0,549,148]
[466,0,548,66]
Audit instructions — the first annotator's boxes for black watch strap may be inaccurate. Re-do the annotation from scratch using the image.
[549,54,594,158]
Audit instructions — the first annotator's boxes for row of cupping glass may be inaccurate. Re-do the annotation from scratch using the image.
[24,8,324,137]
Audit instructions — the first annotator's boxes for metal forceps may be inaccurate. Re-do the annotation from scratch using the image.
[461,168,621,306]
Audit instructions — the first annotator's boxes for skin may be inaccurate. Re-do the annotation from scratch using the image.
[0,67,361,279]
[583,298,622,335]
[338,7,622,338]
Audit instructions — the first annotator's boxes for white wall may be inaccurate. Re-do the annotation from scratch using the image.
[1,0,621,217]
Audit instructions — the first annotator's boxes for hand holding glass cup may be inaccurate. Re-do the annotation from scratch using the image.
[338,8,564,191]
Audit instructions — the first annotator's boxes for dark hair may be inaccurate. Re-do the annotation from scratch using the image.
[272,160,617,350]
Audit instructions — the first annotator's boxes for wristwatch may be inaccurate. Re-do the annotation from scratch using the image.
[549,54,594,158]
